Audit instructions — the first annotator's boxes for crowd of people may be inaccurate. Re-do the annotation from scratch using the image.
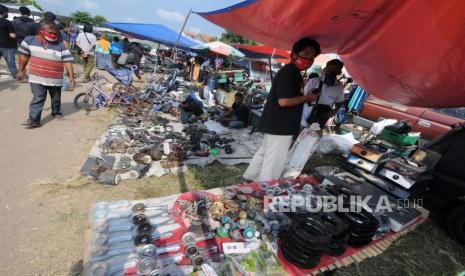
[0,5,158,128]
[1,5,349,182]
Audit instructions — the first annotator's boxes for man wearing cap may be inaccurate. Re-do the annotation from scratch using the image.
[0,4,18,80]
[13,6,38,46]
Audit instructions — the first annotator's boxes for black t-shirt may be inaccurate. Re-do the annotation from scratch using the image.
[12,16,38,43]
[182,99,204,116]
[0,18,17,48]
[232,102,250,125]
[259,63,304,136]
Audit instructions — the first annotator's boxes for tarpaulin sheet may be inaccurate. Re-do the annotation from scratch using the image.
[196,0,465,108]
[233,44,290,62]
[103,22,201,51]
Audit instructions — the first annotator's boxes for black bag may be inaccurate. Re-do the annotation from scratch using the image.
[307,104,332,126]
[305,80,325,125]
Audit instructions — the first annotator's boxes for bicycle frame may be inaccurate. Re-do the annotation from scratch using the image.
[87,71,133,106]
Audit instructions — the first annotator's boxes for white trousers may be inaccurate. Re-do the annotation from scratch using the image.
[243,134,293,182]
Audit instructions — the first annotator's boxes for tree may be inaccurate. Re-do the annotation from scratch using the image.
[93,15,107,23]
[71,11,95,25]
[18,0,44,11]
[0,0,44,11]
[220,31,257,45]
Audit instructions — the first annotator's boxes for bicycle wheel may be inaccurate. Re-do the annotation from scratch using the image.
[113,92,142,115]
[112,83,138,96]
[74,92,96,111]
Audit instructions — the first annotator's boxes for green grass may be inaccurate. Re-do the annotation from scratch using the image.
[30,140,465,276]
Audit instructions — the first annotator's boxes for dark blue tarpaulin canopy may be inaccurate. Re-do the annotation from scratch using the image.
[103,22,201,51]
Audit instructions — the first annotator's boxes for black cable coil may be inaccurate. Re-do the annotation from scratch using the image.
[281,212,350,268]
[326,183,381,248]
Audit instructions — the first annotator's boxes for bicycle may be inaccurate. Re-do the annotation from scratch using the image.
[74,69,140,113]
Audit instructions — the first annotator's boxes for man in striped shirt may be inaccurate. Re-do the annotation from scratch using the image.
[17,19,75,128]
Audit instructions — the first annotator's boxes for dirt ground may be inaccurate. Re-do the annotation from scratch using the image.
[0,63,464,276]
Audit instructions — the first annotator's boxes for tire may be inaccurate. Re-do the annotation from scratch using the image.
[446,204,465,245]
[74,92,96,111]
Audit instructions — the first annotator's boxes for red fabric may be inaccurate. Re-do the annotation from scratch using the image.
[29,56,64,79]
[233,44,291,62]
[198,0,465,108]
[122,177,425,275]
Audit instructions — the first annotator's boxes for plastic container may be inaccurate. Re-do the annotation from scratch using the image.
[381,128,419,146]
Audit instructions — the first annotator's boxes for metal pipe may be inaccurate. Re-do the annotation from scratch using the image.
[173,9,192,59]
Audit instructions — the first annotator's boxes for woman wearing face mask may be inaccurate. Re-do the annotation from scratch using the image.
[16,17,75,128]
[243,37,320,182]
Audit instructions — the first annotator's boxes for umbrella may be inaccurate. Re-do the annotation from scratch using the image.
[193,41,245,60]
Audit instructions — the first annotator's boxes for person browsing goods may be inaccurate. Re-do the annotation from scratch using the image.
[302,59,345,128]
[243,37,321,182]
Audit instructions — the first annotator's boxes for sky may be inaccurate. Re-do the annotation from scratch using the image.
[36,0,244,36]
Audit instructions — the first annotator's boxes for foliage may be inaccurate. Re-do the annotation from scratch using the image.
[93,15,107,23]
[71,11,95,25]
[220,31,257,45]
[0,0,44,11]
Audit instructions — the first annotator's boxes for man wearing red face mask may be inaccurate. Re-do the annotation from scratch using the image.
[243,37,320,182]
[17,18,75,128]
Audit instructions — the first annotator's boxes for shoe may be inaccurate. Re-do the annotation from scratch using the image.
[21,119,41,128]
[83,78,91,83]
[52,113,64,120]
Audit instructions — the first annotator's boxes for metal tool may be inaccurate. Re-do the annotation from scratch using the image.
[89,254,137,276]
[181,231,214,246]
[137,243,181,258]
[89,246,136,263]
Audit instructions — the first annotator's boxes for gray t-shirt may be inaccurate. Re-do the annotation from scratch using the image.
[76,32,97,54]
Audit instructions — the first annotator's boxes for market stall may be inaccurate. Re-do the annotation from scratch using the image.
[195,0,465,108]
[102,22,202,51]
[82,177,429,276]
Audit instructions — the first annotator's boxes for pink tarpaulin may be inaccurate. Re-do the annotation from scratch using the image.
[197,0,465,108]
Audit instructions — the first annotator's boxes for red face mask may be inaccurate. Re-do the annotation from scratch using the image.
[294,56,313,71]
[41,31,58,42]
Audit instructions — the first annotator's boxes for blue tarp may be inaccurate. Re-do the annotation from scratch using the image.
[103,22,201,51]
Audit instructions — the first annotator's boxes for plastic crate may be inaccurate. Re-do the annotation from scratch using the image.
[390,146,417,158]
[381,128,419,146]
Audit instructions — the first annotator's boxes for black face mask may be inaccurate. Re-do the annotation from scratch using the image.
[324,71,338,85]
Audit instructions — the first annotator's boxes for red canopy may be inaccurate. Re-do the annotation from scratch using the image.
[233,44,290,62]
[197,0,465,108]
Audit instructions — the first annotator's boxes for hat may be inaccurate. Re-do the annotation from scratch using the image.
[19,6,30,16]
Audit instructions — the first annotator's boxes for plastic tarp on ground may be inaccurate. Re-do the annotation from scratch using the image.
[196,0,465,108]
[103,22,201,51]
